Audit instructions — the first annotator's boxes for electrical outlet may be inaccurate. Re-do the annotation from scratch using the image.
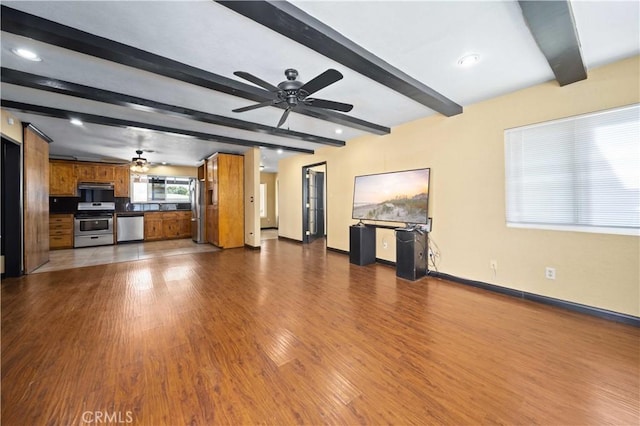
[382,239,388,249]
[490,260,498,273]
[545,267,556,280]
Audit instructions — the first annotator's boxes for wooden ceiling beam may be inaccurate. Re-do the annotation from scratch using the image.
[0,5,389,135]
[1,100,315,154]
[217,1,463,117]
[518,1,587,86]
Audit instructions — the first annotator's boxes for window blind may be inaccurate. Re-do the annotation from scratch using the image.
[504,104,640,236]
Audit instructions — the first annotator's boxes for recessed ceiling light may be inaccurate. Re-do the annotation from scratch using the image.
[11,47,42,62]
[161,162,167,165]
[277,149,283,154]
[335,128,343,134]
[457,53,480,67]
[70,118,83,126]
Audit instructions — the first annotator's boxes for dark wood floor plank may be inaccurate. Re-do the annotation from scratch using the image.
[2,238,638,425]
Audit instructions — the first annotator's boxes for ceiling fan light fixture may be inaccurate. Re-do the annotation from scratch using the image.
[130,150,149,173]
[457,53,480,67]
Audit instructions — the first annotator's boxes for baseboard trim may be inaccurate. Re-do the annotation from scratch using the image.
[278,235,303,244]
[261,227,278,230]
[375,258,395,268]
[431,272,640,327]
[244,244,261,251]
[327,246,348,255]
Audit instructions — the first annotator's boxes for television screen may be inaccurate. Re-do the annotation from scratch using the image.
[352,168,430,224]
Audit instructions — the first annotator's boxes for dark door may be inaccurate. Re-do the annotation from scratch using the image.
[1,137,22,277]
[303,167,325,244]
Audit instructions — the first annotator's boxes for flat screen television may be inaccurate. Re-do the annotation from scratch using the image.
[352,168,430,224]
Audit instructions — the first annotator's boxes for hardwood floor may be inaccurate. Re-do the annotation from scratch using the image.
[2,239,638,425]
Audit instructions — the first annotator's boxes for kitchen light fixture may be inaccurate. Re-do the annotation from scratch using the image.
[335,128,343,134]
[130,150,149,173]
[457,53,480,67]
[70,118,83,126]
[11,47,42,62]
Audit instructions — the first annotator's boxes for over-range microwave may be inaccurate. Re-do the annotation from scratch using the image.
[78,183,115,203]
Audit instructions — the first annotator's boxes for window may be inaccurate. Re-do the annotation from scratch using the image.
[260,183,267,218]
[505,104,639,236]
[130,175,192,203]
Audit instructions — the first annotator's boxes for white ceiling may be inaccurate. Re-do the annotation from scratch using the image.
[1,0,638,172]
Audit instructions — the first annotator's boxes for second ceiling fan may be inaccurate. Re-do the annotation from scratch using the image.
[232,68,353,128]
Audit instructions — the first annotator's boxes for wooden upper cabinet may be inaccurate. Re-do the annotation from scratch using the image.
[74,164,96,182]
[73,163,115,183]
[114,167,130,197]
[50,162,76,196]
[94,165,114,182]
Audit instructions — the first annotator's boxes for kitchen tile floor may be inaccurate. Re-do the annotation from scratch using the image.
[33,239,219,273]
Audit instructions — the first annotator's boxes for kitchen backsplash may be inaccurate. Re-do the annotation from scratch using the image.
[50,197,190,213]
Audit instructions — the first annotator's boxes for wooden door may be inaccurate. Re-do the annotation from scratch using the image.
[218,154,244,248]
[23,125,50,273]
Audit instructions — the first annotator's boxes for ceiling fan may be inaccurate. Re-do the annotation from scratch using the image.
[232,68,353,127]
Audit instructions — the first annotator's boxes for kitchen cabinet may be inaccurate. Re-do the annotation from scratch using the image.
[74,164,96,182]
[50,161,76,196]
[161,212,181,239]
[178,211,191,238]
[114,166,130,197]
[144,211,191,241]
[95,165,114,182]
[74,163,115,183]
[49,214,74,249]
[206,153,244,248]
[144,212,163,241]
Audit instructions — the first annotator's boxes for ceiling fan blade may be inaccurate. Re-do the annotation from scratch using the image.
[303,98,353,112]
[299,69,343,95]
[232,99,281,113]
[277,108,291,128]
[234,71,279,92]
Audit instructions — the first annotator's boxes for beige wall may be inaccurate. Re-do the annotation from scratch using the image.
[244,148,260,247]
[278,56,640,316]
[146,165,197,177]
[0,109,23,144]
[260,172,278,228]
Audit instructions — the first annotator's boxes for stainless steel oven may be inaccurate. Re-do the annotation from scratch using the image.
[74,212,114,248]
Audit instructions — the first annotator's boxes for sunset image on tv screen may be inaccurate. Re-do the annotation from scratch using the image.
[352,169,429,224]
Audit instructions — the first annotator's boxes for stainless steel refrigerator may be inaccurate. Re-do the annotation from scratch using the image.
[190,179,206,243]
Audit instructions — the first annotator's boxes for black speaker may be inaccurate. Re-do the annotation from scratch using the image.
[395,229,427,280]
[349,225,376,265]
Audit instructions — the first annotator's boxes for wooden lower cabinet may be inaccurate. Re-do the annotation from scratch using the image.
[144,211,191,241]
[49,214,73,249]
[144,213,164,241]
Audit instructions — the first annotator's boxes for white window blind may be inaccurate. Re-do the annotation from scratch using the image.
[504,104,640,236]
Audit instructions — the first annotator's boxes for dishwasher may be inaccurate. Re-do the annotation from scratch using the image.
[116,213,145,243]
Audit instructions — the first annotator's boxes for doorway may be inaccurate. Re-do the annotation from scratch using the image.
[302,162,326,244]
[1,137,23,277]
